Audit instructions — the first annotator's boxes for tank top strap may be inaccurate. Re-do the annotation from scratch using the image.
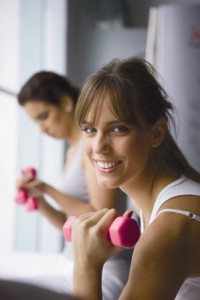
[156,208,200,222]
[149,176,200,224]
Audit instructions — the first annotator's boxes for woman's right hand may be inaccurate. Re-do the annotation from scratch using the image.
[71,208,124,270]
[16,175,46,198]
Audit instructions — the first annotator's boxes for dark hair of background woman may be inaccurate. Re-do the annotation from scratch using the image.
[18,71,80,107]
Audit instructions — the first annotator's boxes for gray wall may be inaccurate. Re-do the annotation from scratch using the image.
[67,1,147,84]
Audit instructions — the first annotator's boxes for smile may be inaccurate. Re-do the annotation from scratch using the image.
[95,160,121,170]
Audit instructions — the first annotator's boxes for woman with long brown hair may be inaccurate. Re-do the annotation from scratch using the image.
[72,57,200,300]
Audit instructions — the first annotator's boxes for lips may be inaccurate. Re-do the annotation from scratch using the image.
[95,160,121,170]
[46,132,54,137]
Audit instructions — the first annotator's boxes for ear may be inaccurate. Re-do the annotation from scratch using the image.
[61,95,74,113]
[151,117,167,148]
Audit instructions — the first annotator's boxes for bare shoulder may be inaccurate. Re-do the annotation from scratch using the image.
[161,193,200,215]
[158,194,200,274]
[151,206,200,271]
[120,211,200,300]
[133,213,191,271]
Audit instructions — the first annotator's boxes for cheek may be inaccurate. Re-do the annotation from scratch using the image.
[114,138,133,156]
[132,138,152,165]
[83,137,93,157]
[50,113,62,127]
[122,134,151,162]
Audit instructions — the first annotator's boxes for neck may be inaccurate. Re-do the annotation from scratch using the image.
[121,174,155,217]
[121,165,180,222]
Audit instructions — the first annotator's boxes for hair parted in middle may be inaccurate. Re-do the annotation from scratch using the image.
[75,56,200,182]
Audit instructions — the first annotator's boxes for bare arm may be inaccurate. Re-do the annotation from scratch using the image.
[72,209,192,300]
[40,183,95,215]
[37,196,66,230]
[73,209,120,300]
[17,176,96,216]
[119,215,189,300]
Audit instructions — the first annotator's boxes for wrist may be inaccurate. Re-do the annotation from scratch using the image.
[44,183,54,195]
[36,196,45,209]
[74,260,103,276]
[73,265,103,300]
[40,182,48,193]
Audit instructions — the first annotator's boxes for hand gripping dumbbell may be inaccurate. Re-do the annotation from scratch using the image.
[63,213,141,248]
[15,167,38,211]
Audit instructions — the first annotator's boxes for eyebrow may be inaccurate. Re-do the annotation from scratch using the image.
[31,111,46,121]
[81,120,125,126]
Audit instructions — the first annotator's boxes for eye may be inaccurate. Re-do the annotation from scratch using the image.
[112,125,129,134]
[81,126,96,134]
[38,112,49,121]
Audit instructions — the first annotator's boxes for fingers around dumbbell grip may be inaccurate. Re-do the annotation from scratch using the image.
[15,166,37,203]
[22,166,38,210]
[15,167,38,210]
[22,166,37,182]
[108,216,140,248]
[63,215,140,248]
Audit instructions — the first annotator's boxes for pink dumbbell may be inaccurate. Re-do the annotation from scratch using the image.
[25,196,38,211]
[63,214,140,248]
[15,167,38,211]
[15,188,29,204]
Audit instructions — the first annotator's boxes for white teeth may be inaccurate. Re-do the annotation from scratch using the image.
[96,161,119,169]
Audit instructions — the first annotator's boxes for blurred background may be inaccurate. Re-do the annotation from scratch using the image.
[0,0,200,254]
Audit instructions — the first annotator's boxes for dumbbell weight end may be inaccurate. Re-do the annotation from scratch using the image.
[63,215,140,249]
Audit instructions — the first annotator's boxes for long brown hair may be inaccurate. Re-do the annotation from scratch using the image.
[75,57,200,182]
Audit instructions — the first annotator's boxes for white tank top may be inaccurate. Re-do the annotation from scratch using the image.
[55,141,89,202]
[141,176,200,300]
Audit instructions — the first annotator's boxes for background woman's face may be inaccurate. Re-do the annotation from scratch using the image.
[24,100,72,140]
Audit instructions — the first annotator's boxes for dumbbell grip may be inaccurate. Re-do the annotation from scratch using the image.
[63,215,140,249]
[15,167,38,211]
[22,167,37,182]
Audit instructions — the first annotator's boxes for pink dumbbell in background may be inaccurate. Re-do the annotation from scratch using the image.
[63,213,141,248]
[15,167,38,211]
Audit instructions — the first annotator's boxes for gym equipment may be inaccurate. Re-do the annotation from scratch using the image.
[63,214,140,248]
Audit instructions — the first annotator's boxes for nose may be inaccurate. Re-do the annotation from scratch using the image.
[93,133,110,154]
[38,122,47,134]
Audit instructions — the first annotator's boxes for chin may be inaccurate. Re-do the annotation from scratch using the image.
[54,134,65,140]
[97,177,118,190]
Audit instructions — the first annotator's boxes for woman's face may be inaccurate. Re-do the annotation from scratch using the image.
[81,99,155,189]
[24,100,72,140]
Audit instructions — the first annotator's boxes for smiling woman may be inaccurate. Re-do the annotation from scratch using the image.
[72,57,200,300]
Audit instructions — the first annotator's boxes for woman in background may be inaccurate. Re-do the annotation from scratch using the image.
[0,71,131,300]
[71,57,200,300]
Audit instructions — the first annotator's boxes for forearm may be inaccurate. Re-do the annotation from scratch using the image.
[72,210,121,300]
[43,184,95,215]
[73,266,103,300]
[38,197,66,230]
